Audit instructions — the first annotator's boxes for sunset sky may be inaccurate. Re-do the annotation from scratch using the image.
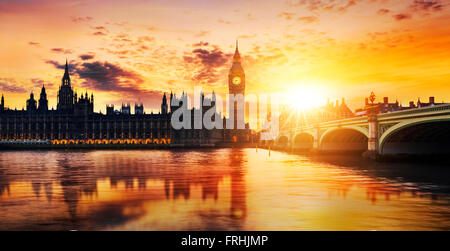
[1,0,450,113]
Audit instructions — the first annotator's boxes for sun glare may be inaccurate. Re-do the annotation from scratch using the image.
[284,85,327,111]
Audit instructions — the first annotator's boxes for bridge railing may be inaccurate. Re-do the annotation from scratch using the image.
[279,103,450,135]
[377,103,450,120]
[284,116,368,133]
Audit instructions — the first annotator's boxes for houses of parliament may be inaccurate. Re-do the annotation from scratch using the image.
[0,43,251,146]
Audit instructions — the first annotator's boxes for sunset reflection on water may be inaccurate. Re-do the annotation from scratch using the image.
[0,148,449,230]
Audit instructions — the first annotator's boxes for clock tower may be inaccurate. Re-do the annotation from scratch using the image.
[228,40,245,96]
[227,40,246,138]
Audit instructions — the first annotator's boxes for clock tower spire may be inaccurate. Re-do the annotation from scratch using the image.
[233,39,241,62]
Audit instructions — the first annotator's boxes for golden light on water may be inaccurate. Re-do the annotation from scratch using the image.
[1,149,449,230]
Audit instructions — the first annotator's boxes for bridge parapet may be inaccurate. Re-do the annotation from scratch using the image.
[377,103,450,120]
[292,116,368,133]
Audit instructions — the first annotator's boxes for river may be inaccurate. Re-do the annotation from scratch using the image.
[0,148,449,230]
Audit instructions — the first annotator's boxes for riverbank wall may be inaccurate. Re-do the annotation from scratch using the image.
[0,142,256,150]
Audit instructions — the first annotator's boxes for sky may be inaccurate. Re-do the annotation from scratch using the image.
[0,0,450,113]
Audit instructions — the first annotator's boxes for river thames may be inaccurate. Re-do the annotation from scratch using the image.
[0,148,449,230]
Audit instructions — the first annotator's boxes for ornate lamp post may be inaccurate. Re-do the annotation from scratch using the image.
[369,91,376,105]
[363,92,380,159]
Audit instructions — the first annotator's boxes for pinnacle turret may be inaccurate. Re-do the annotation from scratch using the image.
[233,39,241,62]
[62,59,71,86]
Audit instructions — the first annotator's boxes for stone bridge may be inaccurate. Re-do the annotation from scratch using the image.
[268,103,450,157]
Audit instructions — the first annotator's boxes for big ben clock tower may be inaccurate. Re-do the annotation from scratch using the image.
[227,40,246,141]
[228,40,245,97]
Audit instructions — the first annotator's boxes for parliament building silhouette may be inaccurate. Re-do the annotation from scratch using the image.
[0,43,251,146]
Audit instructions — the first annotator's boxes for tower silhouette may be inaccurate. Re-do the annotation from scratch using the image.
[57,59,74,112]
[228,40,246,133]
[38,85,48,112]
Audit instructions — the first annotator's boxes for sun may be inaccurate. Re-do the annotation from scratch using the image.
[284,85,327,111]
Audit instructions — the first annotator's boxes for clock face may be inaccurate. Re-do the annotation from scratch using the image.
[232,76,241,85]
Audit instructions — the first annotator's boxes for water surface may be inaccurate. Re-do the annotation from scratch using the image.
[0,148,449,230]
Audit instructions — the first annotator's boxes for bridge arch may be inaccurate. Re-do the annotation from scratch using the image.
[276,135,289,148]
[293,132,315,150]
[379,116,450,155]
[319,126,369,152]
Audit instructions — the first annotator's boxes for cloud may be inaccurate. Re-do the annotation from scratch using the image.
[277,12,296,20]
[102,33,155,59]
[191,48,229,68]
[31,78,53,88]
[92,26,109,34]
[218,19,231,24]
[50,48,73,54]
[238,34,257,39]
[0,78,27,93]
[377,8,390,15]
[31,78,44,86]
[71,16,93,23]
[93,31,107,36]
[393,13,412,21]
[183,44,232,84]
[137,45,149,52]
[75,61,166,104]
[194,30,210,37]
[74,61,143,90]
[79,54,95,60]
[193,41,209,47]
[410,0,443,12]
[137,36,155,43]
[45,60,78,74]
[286,0,362,12]
[28,41,41,47]
[103,49,137,58]
[113,34,132,43]
[45,60,65,69]
[388,1,442,22]
[106,21,129,27]
[297,16,319,23]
